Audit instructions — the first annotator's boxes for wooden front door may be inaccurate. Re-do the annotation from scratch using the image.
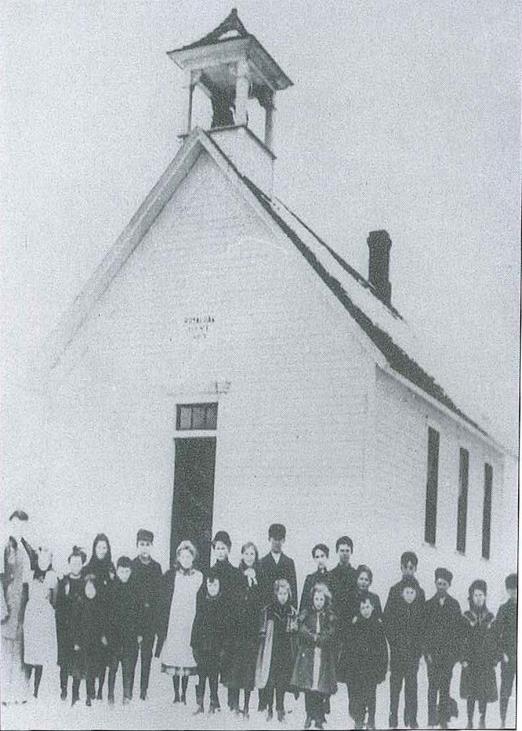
[171,437,217,569]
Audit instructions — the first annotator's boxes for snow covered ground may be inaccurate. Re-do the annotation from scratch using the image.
[1,659,516,730]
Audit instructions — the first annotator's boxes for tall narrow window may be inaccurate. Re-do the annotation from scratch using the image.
[456,448,469,553]
[482,463,493,559]
[424,427,440,545]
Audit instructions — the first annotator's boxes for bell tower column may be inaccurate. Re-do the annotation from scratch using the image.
[235,59,250,126]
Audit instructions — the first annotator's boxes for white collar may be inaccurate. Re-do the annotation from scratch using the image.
[271,552,282,564]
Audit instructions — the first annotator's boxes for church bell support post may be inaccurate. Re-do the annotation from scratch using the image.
[235,59,250,126]
[264,92,276,150]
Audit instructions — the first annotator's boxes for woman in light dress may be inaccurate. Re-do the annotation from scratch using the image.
[155,540,203,704]
[23,547,58,698]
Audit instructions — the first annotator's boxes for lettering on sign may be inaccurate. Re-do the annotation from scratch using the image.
[184,315,215,340]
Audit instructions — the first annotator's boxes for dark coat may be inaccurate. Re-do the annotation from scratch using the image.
[423,593,462,667]
[384,577,425,614]
[71,594,110,677]
[255,601,298,689]
[328,563,357,630]
[222,568,263,690]
[495,599,517,660]
[291,607,337,695]
[130,556,162,638]
[259,552,298,609]
[107,579,140,656]
[299,569,331,613]
[347,589,382,623]
[460,608,499,703]
[55,575,85,672]
[190,588,228,673]
[384,596,424,671]
[340,613,388,686]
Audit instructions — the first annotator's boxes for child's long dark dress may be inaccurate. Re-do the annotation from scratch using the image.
[342,612,388,729]
[55,575,85,700]
[460,606,499,726]
[82,558,114,699]
[190,587,228,711]
[71,591,109,704]
[222,565,263,714]
[255,600,298,716]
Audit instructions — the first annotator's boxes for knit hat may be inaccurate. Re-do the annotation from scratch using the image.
[136,529,154,544]
[268,523,286,540]
[400,576,418,591]
[469,579,487,597]
[435,567,453,585]
[212,530,232,550]
[117,556,132,569]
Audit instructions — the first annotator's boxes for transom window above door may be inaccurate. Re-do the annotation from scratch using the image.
[176,403,218,431]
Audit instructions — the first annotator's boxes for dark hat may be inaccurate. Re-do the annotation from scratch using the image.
[505,573,517,590]
[117,556,132,569]
[212,530,231,550]
[400,576,418,591]
[469,579,487,597]
[312,543,329,558]
[435,567,453,584]
[136,529,154,544]
[268,523,286,540]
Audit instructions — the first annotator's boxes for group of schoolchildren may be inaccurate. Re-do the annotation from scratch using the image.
[1,512,518,731]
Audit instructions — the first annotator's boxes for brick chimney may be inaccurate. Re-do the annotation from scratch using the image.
[367,230,392,305]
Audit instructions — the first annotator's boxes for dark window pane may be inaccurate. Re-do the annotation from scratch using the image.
[456,448,469,553]
[424,427,439,545]
[178,406,192,430]
[482,464,493,559]
[205,403,218,430]
[192,405,206,430]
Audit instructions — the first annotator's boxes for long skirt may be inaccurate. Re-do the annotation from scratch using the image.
[1,637,30,704]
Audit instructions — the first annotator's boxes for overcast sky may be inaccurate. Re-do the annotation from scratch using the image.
[2,0,520,450]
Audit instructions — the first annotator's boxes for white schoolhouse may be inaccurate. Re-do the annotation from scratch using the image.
[34,10,512,600]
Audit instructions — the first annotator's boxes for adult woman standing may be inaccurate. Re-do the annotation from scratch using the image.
[223,542,263,718]
[23,547,58,698]
[1,510,35,706]
[156,540,203,704]
[82,533,115,700]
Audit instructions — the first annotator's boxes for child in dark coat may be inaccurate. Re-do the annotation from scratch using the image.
[82,533,115,701]
[460,580,499,729]
[255,578,298,723]
[190,569,228,714]
[343,593,388,730]
[55,547,87,704]
[384,576,424,729]
[222,542,263,718]
[107,556,142,704]
[291,582,337,730]
[73,575,110,706]
[496,573,517,728]
[423,567,463,730]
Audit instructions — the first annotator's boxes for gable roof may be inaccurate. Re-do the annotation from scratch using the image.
[39,127,496,447]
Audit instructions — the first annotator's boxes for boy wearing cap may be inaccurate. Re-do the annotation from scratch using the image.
[495,573,517,727]
[130,529,162,701]
[384,552,426,617]
[107,556,142,704]
[384,576,424,729]
[299,543,330,613]
[423,568,462,730]
[259,524,298,609]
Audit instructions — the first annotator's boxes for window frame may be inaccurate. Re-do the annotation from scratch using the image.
[482,463,493,560]
[456,447,469,554]
[424,426,440,546]
[176,402,218,431]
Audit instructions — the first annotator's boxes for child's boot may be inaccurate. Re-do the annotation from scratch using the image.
[478,714,486,730]
[266,707,274,722]
[193,702,204,715]
[277,709,285,723]
[304,716,312,730]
